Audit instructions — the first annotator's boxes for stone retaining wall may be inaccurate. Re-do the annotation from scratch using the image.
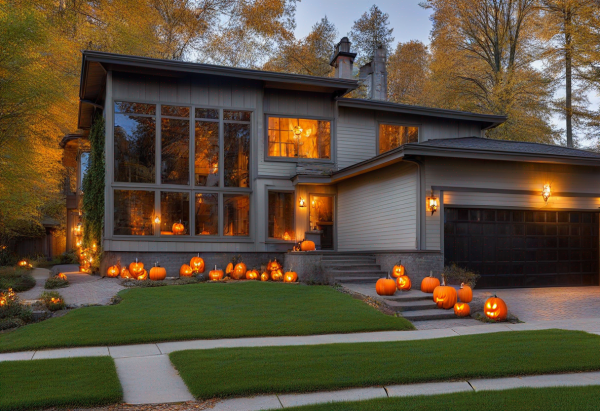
[375,252,444,285]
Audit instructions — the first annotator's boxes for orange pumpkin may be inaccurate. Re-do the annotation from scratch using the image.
[172,222,185,235]
[391,262,405,278]
[421,272,441,293]
[300,240,316,251]
[120,267,132,279]
[284,270,298,282]
[225,262,234,275]
[209,265,224,281]
[484,295,508,321]
[454,302,471,317]
[106,265,120,278]
[457,283,473,303]
[231,262,247,280]
[376,276,397,296]
[129,259,144,276]
[246,269,259,280]
[433,283,457,309]
[271,269,283,281]
[267,259,282,271]
[260,271,269,281]
[149,263,167,281]
[396,275,411,291]
[57,273,68,281]
[179,264,194,277]
[18,260,28,267]
[190,254,205,273]
[136,269,148,280]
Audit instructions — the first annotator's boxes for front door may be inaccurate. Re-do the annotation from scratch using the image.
[310,195,334,250]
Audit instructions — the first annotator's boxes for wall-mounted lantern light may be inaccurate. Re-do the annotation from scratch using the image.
[542,184,551,203]
[427,192,439,216]
[299,197,306,208]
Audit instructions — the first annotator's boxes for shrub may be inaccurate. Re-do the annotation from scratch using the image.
[0,317,26,331]
[0,290,32,325]
[443,264,481,288]
[59,250,79,264]
[40,291,65,311]
[45,275,69,289]
[0,267,36,292]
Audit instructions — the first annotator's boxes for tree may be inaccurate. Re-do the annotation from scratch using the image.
[349,4,394,65]
[263,16,337,76]
[387,40,431,105]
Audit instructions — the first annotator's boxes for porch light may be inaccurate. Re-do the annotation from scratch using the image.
[427,192,439,216]
[542,184,551,203]
[299,197,306,208]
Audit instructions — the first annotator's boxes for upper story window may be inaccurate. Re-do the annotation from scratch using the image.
[268,117,331,160]
[379,124,419,154]
[224,111,251,188]
[161,105,190,185]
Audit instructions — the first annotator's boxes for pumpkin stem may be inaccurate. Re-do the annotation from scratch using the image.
[460,282,464,289]
[429,270,433,278]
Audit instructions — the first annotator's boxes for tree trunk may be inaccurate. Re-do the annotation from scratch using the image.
[565,5,573,147]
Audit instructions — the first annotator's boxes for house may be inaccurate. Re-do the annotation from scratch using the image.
[70,38,600,288]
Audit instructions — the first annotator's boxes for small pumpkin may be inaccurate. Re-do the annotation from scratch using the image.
[300,240,316,251]
[457,282,473,303]
[129,259,144,276]
[57,273,68,281]
[432,279,457,309]
[271,269,283,281]
[267,259,282,271]
[149,263,167,281]
[284,270,298,283]
[260,271,269,281]
[179,264,194,277]
[225,262,234,275]
[172,221,185,235]
[136,269,148,281]
[209,265,224,281]
[106,265,120,278]
[18,260,28,267]
[391,261,405,278]
[421,272,441,293]
[246,269,259,280]
[454,302,471,317]
[231,262,247,280]
[190,254,205,273]
[484,295,508,321]
[396,275,411,291]
[120,267,132,279]
[376,275,397,296]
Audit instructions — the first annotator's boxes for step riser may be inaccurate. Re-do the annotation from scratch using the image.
[322,264,381,270]
[333,278,378,284]
[389,304,438,312]
[401,311,457,321]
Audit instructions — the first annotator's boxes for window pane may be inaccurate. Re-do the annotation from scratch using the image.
[79,152,89,192]
[224,194,249,236]
[195,193,218,235]
[195,108,219,120]
[113,190,155,236]
[268,192,295,240]
[160,192,189,235]
[161,118,189,185]
[224,123,250,187]
[224,110,251,121]
[267,117,330,159]
[114,114,156,183]
[114,102,156,115]
[195,121,219,187]
[379,124,418,154]
[161,105,190,117]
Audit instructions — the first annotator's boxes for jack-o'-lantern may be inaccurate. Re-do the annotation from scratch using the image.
[396,275,411,291]
[189,254,205,273]
[271,269,283,281]
[433,279,457,309]
[209,265,224,281]
[129,259,144,276]
[120,267,132,279]
[149,263,167,281]
[135,269,148,280]
[300,240,316,251]
[246,269,259,280]
[231,262,247,280]
[106,265,120,278]
[180,264,193,277]
[376,275,396,296]
[260,271,269,281]
[454,302,471,317]
[484,295,508,321]
[457,283,473,303]
[267,259,282,271]
[284,270,298,283]
[226,262,233,275]
[392,262,405,278]
[172,222,185,235]
[421,272,441,293]
[57,273,68,281]
[18,260,28,267]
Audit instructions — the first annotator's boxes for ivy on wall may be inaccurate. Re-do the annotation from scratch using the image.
[82,114,105,253]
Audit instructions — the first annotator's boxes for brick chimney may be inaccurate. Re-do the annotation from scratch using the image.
[330,37,357,80]
[359,45,387,101]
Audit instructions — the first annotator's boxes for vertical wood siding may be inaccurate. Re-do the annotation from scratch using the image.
[337,162,418,251]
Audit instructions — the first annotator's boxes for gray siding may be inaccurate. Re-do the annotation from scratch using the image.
[337,162,418,251]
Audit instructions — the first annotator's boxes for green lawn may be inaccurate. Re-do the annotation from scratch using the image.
[169,329,600,399]
[285,386,600,411]
[0,282,413,352]
[0,357,122,410]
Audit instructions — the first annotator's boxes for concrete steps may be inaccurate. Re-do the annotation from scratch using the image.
[322,254,384,284]
[400,309,458,321]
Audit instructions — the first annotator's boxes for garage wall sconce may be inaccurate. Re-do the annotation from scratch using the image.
[298,197,306,208]
[542,184,551,203]
[427,191,439,216]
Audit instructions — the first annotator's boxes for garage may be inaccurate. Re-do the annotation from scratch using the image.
[444,208,599,288]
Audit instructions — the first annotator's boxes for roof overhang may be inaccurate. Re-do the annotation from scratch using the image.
[59,133,85,149]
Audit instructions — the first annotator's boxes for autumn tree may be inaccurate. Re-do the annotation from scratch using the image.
[349,4,395,65]
[387,40,431,105]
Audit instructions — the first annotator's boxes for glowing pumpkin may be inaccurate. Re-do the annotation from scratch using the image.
[179,264,194,277]
[189,254,205,273]
[57,273,68,281]
[209,265,224,281]
[284,270,298,283]
[376,276,397,296]
[260,272,269,281]
[136,269,148,280]
[267,259,282,271]
[120,267,132,279]
[106,265,119,278]
[246,269,259,280]
[300,240,316,251]
[392,262,405,278]
[396,275,411,291]
[149,263,167,281]
[433,283,457,309]
[18,260,28,267]
[226,262,234,275]
[454,302,471,317]
[421,272,440,293]
[271,269,283,281]
[484,295,508,321]
[457,283,473,303]
[129,259,144,276]
[172,222,185,235]
[231,262,247,280]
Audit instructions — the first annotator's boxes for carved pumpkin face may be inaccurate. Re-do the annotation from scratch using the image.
[106,265,119,278]
[284,271,298,283]
[129,260,144,275]
[135,269,148,281]
[260,272,269,281]
[231,262,247,280]
[485,296,508,321]
[271,269,283,281]
[190,255,205,273]
[18,260,28,267]
[120,267,132,279]
[172,222,185,235]
[421,273,440,293]
[457,283,473,303]
[396,275,411,291]
[376,277,397,296]
[209,266,224,281]
[225,262,233,274]
[267,259,282,271]
[454,302,471,317]
[246,270,259,280]
[180,264,194,277]
[433,285,457,309]
[392,263,405,278]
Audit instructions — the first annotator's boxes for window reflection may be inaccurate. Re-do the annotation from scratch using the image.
[161,118,190,185]
[160,192,189,235]
[195,121,219,187]
[114,112,156,183]
[268,192,294,240]
[379,124,418,154]
[268,117,330,159]
[113,190,155,236]
[224,194,249,236]
[195,193,218,235]
[224,123,250,187]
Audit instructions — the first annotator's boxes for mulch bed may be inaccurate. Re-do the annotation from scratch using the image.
[44,399,219,411]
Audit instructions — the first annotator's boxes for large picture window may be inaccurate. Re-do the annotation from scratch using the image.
[113,190,155,236]
[268,191,295,240]
[268,117,330,160]
[160,192,190,235]
[224,111,251,188]
[224,194,250,236]
[195,193,218,236]
[114,102,156,183]
[195,109,219,187]
[161,105,190,185]
[379,124,418,154]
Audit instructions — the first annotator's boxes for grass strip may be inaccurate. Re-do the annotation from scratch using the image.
[169,329,600,399]
[0,282,413,352]
[0,356,122,410]
[285,386,600,411]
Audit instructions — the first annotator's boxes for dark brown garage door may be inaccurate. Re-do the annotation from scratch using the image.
[444,208,599,288]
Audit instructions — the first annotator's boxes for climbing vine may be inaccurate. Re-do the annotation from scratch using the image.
[82,114,105,258]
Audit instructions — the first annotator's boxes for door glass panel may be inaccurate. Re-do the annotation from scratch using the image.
[310,196,334,250]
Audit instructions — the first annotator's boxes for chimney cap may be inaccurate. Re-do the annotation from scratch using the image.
[330,37,357,67]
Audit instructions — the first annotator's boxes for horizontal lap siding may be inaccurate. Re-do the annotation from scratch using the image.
[337,162,418,251]
[337,125,376,169]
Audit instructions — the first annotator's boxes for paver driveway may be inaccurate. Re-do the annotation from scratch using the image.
[475,286,600,322]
